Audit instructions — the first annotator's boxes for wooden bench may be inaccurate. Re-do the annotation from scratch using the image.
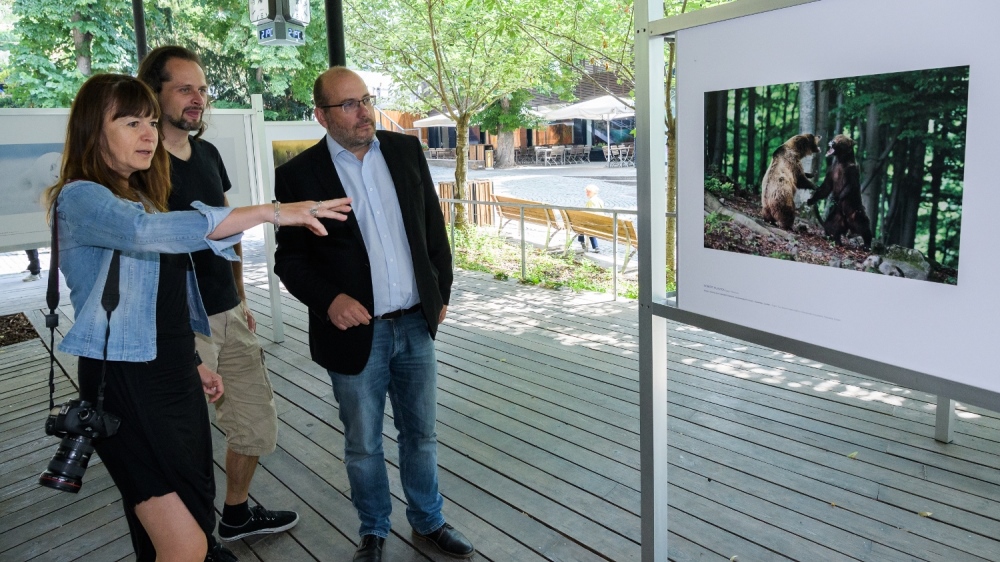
[562,209,638,272]
[428,148,456,159]
[492,194,568,249]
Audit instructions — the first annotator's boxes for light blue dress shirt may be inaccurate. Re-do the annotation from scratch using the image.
[325,135,419,316]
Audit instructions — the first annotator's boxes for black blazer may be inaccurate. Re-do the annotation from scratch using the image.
[273,131,453,374]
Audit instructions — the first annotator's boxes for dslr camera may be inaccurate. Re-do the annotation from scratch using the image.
[38,399,120,493]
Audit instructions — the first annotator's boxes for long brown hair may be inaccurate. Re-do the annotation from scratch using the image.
[44,74,171,215]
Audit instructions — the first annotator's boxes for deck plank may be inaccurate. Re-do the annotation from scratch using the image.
[1,261,998,561]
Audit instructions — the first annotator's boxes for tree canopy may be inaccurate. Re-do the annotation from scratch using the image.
[1,0,329,119]
[343,0,562,223]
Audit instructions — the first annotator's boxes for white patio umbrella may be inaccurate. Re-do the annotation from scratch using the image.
[545,95,635,145]
[412,114,456,127]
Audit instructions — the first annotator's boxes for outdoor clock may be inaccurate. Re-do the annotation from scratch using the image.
[287,0,311,25]
[250,0,308,46]
[248,0,272,24]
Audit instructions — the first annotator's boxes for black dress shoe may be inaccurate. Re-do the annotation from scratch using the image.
[353,535,384,562]
[413,523,475,559]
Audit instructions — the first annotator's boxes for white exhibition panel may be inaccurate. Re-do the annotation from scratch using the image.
[262,121,326,200]
[0,109,69,251]
[676,0,999,392]
[200,110,259,208]
[0,109,259,252]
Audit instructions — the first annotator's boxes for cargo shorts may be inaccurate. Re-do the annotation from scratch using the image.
[195,303,278,457]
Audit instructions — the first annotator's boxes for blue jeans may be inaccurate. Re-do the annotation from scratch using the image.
[327,312,444,538]
[577,234,599,249]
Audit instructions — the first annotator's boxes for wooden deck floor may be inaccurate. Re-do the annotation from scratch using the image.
[1,257,999,561]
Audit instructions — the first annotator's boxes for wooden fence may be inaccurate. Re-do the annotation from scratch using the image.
[436,180,494,226]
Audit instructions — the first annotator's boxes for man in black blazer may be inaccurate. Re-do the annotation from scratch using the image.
[273,67,473,562]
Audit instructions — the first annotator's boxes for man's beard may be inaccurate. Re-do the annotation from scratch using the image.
[167,108,202,132]
[334,119,376,150]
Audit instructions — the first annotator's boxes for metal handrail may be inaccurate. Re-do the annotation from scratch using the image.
[438,197,662,300]
[373,107,406,134]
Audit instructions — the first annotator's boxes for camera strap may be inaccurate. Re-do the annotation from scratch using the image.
[44,204,60,411]
[45,199,122,417]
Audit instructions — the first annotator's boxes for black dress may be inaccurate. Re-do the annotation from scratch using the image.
[78,253,215,560]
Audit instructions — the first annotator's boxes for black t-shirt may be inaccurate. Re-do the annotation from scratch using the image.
[156,253,194,340]
[167,138,240,316]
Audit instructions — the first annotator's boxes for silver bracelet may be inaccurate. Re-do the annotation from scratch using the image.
[272,200,280,232]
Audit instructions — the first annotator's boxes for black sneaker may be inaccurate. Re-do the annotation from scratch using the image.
[218,504,300,542]
[206,541,239,562]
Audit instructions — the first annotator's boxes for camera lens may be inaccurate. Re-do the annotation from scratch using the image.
[38,434,95,493]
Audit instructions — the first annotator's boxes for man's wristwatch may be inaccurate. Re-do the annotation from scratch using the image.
[194,350,203,367]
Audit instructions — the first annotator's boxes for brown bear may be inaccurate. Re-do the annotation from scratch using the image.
[807,134,873,248]
[760,133,821,229]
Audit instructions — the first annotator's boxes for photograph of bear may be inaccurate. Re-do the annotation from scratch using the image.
[702,65,967,285]
[808,135,873,248]
[760,133,821,229]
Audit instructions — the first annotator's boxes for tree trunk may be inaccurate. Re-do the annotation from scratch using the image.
[798,81,816,133]
[833,90,844,136]
[760,86,771,191]
[798,81,818,176]
[861,102,882,235]
[900,137,926,248]
[452,112,471,228]
[713,90,727,172]
[926,127,947,262]
[704,91,717,173]
[745,87,757,190]
[781,84,791,138]
[883,138,909,245]
[495,129,515,168]
[667,114,677,287]
[705,191,792,240]
[731,88,742,182]
[815,80,829,179]
[71,11,93,76]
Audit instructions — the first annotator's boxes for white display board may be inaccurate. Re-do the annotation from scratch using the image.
[200,110,259,208]
[675,0,1000,393]
[0,109,69,251]
[0,108,259,252]
[263,120,326,200]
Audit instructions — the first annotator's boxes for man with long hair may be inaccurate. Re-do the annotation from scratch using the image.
[138,46,299,549]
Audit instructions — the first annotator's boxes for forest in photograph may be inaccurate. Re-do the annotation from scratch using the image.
[703,65,968,285]
[272,140,317,168]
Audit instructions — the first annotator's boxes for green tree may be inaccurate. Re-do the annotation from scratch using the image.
[147,0,328,120]
[345,0,553,227]
[4,0,328,118]
[472,90,544,168]
[498,0,736,287]
[7,0,141,107]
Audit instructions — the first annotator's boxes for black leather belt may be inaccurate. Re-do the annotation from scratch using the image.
[377,303,421,320]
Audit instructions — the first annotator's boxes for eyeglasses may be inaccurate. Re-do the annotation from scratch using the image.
[318,96,377,113]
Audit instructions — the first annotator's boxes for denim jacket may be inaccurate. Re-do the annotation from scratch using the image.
[56,180,241,361]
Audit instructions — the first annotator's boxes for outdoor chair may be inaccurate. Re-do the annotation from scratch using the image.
[620,144,635,167]
[607,145,622,167]
[543,146,565,166]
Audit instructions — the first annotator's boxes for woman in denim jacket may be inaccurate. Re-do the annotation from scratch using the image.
[44,74,351,562]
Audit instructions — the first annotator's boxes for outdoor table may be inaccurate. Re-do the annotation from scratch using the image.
[534,147,552,164]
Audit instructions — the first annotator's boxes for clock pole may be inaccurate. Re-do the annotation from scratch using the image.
[326,0,347,66]
[131,0,147,63]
